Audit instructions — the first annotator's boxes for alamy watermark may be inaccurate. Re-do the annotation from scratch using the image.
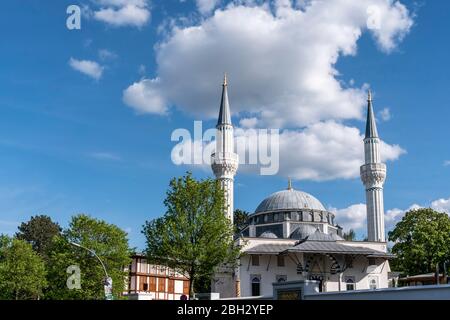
[66,5,81,30]
[171,121,280,175]
[66,265,81,290]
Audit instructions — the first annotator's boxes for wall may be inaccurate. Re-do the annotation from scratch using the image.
[239,253,390,297]
[305,284,450,300]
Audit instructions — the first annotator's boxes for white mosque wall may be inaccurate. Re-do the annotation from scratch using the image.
[238,238,391,297]
[305,284,450,300]
[239,254,305,297]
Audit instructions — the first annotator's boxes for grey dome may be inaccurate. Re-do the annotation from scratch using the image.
[259,231,278,239]
[289,224,317,240]
[255,189,326,213]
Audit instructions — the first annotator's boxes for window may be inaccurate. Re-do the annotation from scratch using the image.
[149,277,156,291]
[314,212,321,222]
[276,275,287,282]
[274,213,281,222]
[304,212,313,222]
[167,279,175,294]
[183,281,190,295]
[277,255,285,267]
[345,277,355,291]
[158,278,166,292]
[369,278,378,290]
[368,258,377,265]
[251,276,261,296]
[251,255,260,266]
[139,276,147,291]
[143,283,148,291]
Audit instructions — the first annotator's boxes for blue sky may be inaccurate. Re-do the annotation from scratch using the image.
[1,0,449,248]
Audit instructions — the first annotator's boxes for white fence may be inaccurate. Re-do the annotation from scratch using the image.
[304,284,450,300]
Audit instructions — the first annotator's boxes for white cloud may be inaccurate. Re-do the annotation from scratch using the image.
[69,58,104,80]
[444,160,450,167]
[378,107,391,121]
[131,0,411,182]
[123,78,168,114]
[170,122,405,181]
[138,64,147,75]
[239,117,258,128]
[98,49,118,60]
[431,197,450,214]
[335,197,450,235]
[196,0,220,15]
[331,203,367,232]
[125,0,413,127]
[91,0,150,27]
[272,121,405,181]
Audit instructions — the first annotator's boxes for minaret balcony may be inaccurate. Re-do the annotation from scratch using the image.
[360,163,386,186]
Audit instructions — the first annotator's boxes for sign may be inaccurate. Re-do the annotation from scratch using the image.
[104,277,113,300]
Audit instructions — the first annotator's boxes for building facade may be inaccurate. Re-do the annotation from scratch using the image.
[210,76,393,298]
[124,254,190,300]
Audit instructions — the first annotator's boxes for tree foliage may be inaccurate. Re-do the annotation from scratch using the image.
[0,237,47,300]
[388,208,450,276]
[142,173,240,297]
[343,229,356,241]
[16,215,61,260]
[45,214,131,300]
[234,209,250,233]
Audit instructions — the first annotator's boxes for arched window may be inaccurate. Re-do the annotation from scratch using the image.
[346,278,355,291]
[251,276,261,296]
[303,212,313,222]
[291,212,298,221]
[369,278,378,290]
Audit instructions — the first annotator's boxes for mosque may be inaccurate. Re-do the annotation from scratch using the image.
[210,75,393,298]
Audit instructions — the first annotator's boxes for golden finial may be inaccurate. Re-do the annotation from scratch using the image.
[223,73,227,86]
[288,177,292,190]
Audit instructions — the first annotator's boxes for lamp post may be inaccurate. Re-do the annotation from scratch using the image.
[69,241,113,300]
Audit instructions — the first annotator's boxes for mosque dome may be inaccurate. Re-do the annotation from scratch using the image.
[259,231,278,239]
[255,186,326,214]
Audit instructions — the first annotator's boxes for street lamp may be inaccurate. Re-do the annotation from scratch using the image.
[69,241,113,300]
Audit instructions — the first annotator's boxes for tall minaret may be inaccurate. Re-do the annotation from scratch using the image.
[211,74,239,224]
[360,90,387,242]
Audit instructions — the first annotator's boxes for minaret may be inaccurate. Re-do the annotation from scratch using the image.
[211,74,239,224]
[360,90,387,242]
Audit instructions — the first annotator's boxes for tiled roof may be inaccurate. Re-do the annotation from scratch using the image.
[245,240,389,257]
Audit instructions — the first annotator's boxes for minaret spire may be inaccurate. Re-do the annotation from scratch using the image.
[360,89,387,243]
[217,73,231,127]
[365,90,378,138]
[287,178,293,190]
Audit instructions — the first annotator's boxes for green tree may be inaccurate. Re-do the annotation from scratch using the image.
[0,237,47,300]
[343,229,356,241]
[234,209,250,233]
[142,173,240,298]
[45,214,131,300]
[16,215,61,260]
[388,208,450,276]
